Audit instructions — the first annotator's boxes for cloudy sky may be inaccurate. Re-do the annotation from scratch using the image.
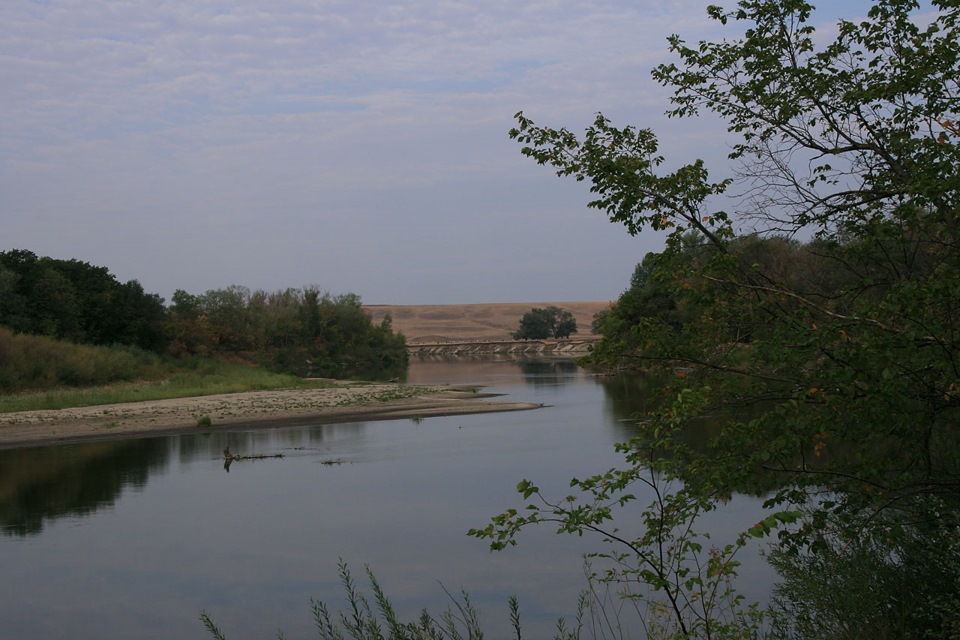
[2,1,870,305]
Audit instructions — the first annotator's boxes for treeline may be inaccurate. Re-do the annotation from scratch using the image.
[583,223,960,633]
[0,249,407,388]
[0,249,167,352]
[587,232,865,367]
[167,286,406,378]
[588,230,929,371]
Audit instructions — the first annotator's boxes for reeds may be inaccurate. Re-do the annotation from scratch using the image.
[202,561,499,640]
[200,561,597,640]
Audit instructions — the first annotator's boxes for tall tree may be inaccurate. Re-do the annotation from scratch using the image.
[512,306,578,340]
[512,307,555,340]
[0,250,167,352]
[478,1,960,635]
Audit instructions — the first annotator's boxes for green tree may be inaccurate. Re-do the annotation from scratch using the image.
[552,307,578,338]
[513,307,554,339]
[166,285,407,379]
[479,0,960,635]
[109,280,167,353]
[0,250,168,352]
[512,306,578,340]
[198,286,253,352]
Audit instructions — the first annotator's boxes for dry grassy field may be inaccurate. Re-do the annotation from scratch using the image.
[364,301,612,343]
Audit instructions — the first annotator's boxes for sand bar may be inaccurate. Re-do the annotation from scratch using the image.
[0,383,540,450]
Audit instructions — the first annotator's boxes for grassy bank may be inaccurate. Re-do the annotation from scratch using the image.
[0,328,335,413]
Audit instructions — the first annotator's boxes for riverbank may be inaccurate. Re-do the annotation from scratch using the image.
[0,383,540,450]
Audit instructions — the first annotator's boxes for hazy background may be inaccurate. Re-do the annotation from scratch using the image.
[2,0,870,304]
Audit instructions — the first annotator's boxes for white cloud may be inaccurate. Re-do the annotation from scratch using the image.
[1,0,873,303]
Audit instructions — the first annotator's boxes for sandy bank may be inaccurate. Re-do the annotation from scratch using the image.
[0,383,541,450]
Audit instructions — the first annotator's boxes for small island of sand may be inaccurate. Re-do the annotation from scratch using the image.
[0,383,540,450]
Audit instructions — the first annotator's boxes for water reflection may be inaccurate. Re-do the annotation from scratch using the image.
[0,439,170,537]
[596,371,668,424]
[0,422,380,537]
[514,358,579,385]
[404,354,532,386]
[0,361,678,539]
[0,359,643,538]
[0,357,773,640]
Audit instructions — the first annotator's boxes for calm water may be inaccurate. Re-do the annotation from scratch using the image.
[0,357,770,639]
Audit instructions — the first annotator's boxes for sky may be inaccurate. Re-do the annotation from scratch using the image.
[2,0,872,305]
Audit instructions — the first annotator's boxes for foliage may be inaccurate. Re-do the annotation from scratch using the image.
[0,345,331,412]
[472,388,791,639]
[0,250,409,387]
[497,0,960,635]
[0,249,167,352]
[767,500,960,639]
[513,306,578,340]
[202,562,697,640]
[0,325,162,393]
[168,286,408,379]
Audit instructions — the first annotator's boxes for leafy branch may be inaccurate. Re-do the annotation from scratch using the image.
[470,389,800,639]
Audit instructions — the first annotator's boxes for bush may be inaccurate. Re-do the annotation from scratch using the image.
[0,327,151,392]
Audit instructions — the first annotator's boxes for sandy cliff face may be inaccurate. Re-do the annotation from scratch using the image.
[363,302,611,343]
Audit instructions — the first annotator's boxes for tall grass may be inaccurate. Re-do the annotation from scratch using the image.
[0,327,333,413]
[0,326,158,392]
[199,561,581,640]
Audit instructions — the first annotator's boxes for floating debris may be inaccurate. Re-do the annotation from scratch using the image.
[222,447,284,472]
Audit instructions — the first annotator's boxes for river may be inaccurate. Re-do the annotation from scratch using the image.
[0,356,771,639]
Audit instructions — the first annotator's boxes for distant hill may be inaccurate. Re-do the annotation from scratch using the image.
[364,302,612,343]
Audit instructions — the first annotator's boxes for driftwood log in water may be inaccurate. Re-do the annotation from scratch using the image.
[223,447,285,471]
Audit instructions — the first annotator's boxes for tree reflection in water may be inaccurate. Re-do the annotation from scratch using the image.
[0,438,170,537]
